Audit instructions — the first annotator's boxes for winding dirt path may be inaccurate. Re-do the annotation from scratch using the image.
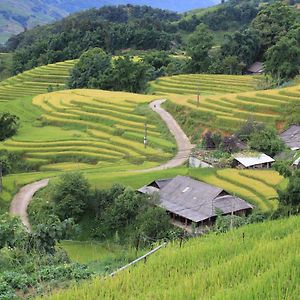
[141,99,193,172]
[9,99,193,228]
[10,179,49,231]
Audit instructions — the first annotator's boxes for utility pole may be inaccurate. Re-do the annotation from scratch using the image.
[144,122,148,149]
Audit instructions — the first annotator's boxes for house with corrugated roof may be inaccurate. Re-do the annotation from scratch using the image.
[138,176,253,229]
[232,152,275,169]
[247,62,264,74]
[280,125,300,151]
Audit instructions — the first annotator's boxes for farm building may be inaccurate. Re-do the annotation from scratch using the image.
[232,153,275,169]
[247,62,264,74]
[280,125,300,151]
[138,176,253,229]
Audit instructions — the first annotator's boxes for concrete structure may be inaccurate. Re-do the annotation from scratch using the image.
[138,176,253,229]
[292,157,300,169]
[233,153,275,169]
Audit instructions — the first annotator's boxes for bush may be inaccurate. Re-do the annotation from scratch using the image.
[52,173,90,221]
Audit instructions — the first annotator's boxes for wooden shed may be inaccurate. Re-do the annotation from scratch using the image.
[232,153,275,169]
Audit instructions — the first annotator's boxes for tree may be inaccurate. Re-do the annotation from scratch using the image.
[68,48,112,89]
[248,127,285,157]
[251,2,298,54]
[136,207,173,242]
[236,118,265,142]
[186,24,214,73]
[0,113,19,141]
[278,170,300,214]
[265,27,300,83]
[110,56,152,93]
[52,173,90,221]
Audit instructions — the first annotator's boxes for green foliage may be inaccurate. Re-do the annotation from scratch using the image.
[69,50,152,93]
[278,170,300,215]
[8,5,179,74]
[68,48,112,89]
[220,28,261,67]
[236,118,265,142]
[110,56,152,93]
[248,127,285,156]
[187,24,214,73]
[265,26,300,83]
[52,173,90,221]
[0,112,19,141]
[251,2,299,53]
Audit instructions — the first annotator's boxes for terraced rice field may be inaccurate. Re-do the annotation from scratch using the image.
[0,60,77,102]
[150,74,256,96]
[0,89,175,169]
[191,168,283,211]
[166,83,300,132]
[43,216,300,300]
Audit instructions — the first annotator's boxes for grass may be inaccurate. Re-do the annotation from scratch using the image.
[150,74,256,96]
[0,60,77,102]
[0,88,176,170]
[162,81,300,134]
[41,215,300,300]
[190,168,284,212]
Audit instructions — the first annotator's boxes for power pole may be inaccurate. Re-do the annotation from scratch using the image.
[144,122,148,149]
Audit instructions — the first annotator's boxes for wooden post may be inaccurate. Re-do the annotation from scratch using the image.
[144,123,148,148]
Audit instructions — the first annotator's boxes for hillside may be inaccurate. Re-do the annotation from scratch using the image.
[0,0,219,44]
[43,215,300,299]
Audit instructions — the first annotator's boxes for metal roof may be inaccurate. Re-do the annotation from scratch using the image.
[145,176,253,223]
[293,157,300,166]
[233,153,275,167]
[247,62,264,73]
[280,125,300,150]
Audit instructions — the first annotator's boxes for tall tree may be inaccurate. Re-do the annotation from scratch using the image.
[0,113,19,141]
[68,48,112,89]
[187,24,214,73]
[265,26,300,83]
[251,2,298,54]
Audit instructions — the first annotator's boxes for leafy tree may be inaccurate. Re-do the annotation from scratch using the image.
[274,161,293,178]
[110,56,152,93]
[251,2,298,54]
[248,127,285,156]
[236,118,265,142]
[0,113,19,141]
[136,207,173,242]
[221,28,261,67]
[52,173,90,221]
[265,26,300,83]
[278,170,300,214]
[186,24,214,73]
[68,48,112,89]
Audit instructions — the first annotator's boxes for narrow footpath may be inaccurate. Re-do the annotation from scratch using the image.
[9,99,193,228]
[10,179,49,231]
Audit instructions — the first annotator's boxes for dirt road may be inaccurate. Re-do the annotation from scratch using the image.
[10,179,49,231]
[142,99,193,172]
[9,99,193,228]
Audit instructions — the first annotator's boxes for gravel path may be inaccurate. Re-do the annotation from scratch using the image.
[141,99,193,172]
[10,179,49,231]
[9,99,193,228]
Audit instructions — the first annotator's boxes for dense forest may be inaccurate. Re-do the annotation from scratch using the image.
[2,0,300,82]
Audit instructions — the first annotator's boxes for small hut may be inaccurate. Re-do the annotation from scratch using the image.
[232,153,275,169]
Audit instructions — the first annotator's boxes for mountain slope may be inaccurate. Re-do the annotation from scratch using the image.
[0,0,219,44]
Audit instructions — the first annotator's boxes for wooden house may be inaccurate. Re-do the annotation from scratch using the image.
[138,176,253,229]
